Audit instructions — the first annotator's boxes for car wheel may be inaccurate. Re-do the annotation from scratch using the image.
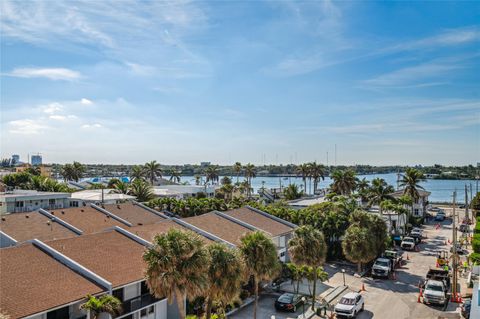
[353,310,357,318]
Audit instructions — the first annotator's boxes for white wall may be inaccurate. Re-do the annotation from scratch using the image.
[124,282,141,300]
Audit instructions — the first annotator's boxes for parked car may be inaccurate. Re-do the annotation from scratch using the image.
[383,250,402,269]
[334,292,364,318]
[372,257,392,278]
[423,279,448,305]
[450,244,469,255]
[429,207,440,212]
[408,231,422,244]
[274,293,303,312]
[411,227,423,236]
[435,212,446,221]
[401,237,416,250]
[461,299,471,319]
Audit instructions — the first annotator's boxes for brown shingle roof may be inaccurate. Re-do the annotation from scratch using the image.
[0,211,78,242]
[130,220,213,244]
[48,206,128,233]
[102,203,166,226]
[182,212,252,246]
[46,230,146,287]
[224,207,294,236]
[0,244,103,319]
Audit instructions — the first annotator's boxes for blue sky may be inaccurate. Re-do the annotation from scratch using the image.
[1,0,479,165]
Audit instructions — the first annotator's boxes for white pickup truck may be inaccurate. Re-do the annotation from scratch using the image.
[423,279,448,305]
[401,236,416,250]
[371,257,392,278]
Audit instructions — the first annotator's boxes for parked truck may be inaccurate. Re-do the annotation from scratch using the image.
[423,279,448,305]
[371,257,392,278]
[384,250,403,269]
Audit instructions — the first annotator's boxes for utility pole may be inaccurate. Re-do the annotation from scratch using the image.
[465,184,469,223]
[451,191,458,302]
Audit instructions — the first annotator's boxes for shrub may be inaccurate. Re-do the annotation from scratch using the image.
[473,234,480,253]
[470,252,480,265]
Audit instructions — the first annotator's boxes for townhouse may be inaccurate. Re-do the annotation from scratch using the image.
[392,189,431,218]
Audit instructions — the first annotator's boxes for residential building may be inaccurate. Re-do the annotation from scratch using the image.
[15,163,52,177]
[367,207,408,235]
[100,202,168,226]
[11,154,20,164]
[31,154,42,166]
[70,189,135,206]
[392,189,431,218]
[0,189,70,214]
[152,185,216,199]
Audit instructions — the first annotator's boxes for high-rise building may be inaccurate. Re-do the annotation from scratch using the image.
[11,155,20,164]
[31,154,42,166]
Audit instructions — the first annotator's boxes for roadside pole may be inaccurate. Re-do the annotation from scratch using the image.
[465,184,469,223]
[451,191,458,302]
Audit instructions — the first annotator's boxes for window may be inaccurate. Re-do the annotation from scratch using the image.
[414,209,419,215]
[71,201,79,207]
[49,199,56,205]
[112,287,124,302]
[15,201,24,207]
[47,306,69,319]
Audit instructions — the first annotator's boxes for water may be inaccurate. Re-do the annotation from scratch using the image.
[175,173,478,204]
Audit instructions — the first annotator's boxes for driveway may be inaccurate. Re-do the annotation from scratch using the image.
[230,293,311,319]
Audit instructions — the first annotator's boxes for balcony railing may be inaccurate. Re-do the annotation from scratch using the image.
[12,204,65,213]
[121,293,160,315]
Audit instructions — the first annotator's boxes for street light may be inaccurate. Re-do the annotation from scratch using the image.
[342,269,346,286]
[301,296,306,318]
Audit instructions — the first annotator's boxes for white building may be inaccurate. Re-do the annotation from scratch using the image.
[0,190,71,215]
[392,189,431,218]
[70,189,135,207]
[368,207,408,235]
[152,185,216,199]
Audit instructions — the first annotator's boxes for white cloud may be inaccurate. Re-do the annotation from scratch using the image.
[80,98,93,105]
[8,119,47,134]
[43,102,63,114]
[7,67,81,81]
[125,62,156,76]
[81,123,102,129]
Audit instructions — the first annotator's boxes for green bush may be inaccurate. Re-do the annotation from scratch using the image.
[473,234,480,253]
[470,252,480,265]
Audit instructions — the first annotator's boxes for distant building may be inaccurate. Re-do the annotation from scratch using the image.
[0,190,71,214]
[70,189,135,206]
[200,161,211,167]
[31,154,42,166]
[11,155,20,165]
[392,189,431,218]
[152,185,216,199]
[15,163,52,177]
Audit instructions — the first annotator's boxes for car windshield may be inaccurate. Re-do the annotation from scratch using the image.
[375,260,389,267]
[278,294,293,303]
[404,238,414,242]
[426,284,443,292]
[339,298,355,305]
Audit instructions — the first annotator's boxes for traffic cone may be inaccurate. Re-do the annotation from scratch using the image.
[407,254,410,261]
[361,283,366,291]
[418,288,423,303]
[448,239,451,244]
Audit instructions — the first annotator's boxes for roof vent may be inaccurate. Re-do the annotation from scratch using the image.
[25,215,29,218]
[81,209,84,212]
[51,211,55,215]
[137,223,143,226]
[61,211,65,214]
[117,205,121,209]
[1,217,5,221]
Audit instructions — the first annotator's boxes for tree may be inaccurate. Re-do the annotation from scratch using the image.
[368,178,395,232]
[144,161,162,185]
[288,225,327,310]
[205,165,220,185]
[169,169,182,184]
[80,294,122,319]
[239,231,280,319]
[233,162,242,183]
[111,180,129,194]
[296,164,310,195]
[399,168,426,218]
[356,178,370,205]
[143,229,209,319]
[342,225,376,273]
[220,176,232,185]
[330,170,357,196]
[130,165,145,181]
[244,163,256,197]
[309,162,326,194]
[129,179,154,202]
[204,243,245,319]
[283,184,302,200]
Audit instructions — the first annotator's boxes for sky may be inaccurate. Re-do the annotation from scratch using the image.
[1,0,479,166]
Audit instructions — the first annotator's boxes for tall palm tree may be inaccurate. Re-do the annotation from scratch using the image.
[169,169,181,184]
[309,162,325,195]
[368,178,395,232]
[239,231,280,319]
[296,163,310,195]
[205,165,220,185]
[143,229,209,319]
[72,161,85,181]
[204,243,245,319]
[128,179,154,202]
[112,180,129,194]
[330,169,357,196]
[399,168,426,218]
[60,164,74,182]
[130,165,145,182]
[342,225,376,273]
[356,178,370,205]
[244,163,256,197]
[288,225,327,310]
[194,174,202,186]
[81,294,122,319]
[233,162,242,183]
[143,160,162,185]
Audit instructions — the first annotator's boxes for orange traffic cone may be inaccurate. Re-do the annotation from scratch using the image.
[448,239,451,244]
[407,254,410,260]
[361,283,366,292]
[420,288,423,297]
[417,289,423,303]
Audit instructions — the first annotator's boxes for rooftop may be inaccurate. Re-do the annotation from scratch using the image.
[392,189,431,197]
[0,189,70,199]
[182,212,252,246]
[46,230,147,288]
[0,211,78,242]
[0,243,103,319]
[70,189,135,201]
[102,202,166,226]
[48,206,129,233]
[130,220,213,244]
[224,207,294,236]
[287,196,328,207]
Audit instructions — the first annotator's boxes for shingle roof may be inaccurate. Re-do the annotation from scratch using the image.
[223,207,294,236]
[0,243,103,319]
[182,212,252,246]
[102,203,166,226]
[0,211,78,242]
[48,206,128,233]
[130,220,213,244]
[46,230,146,288]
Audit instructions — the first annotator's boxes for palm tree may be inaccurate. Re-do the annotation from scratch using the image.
[356,178,370,205]
[72,161,85,181]
[112,180,129,194]
[220,176,232,185]
[330,169,357,196]
[205,165,220,185]
[194,174,202,186]
[129,179,154,202]
[80,294,122,319]
[288,225,327,310]
[244,163,256,197]
[204,243,245,319]
[399,168,426,218]
[233,162,242,183]
[143,229,209,319]
[130,165,145,181]
[296,164,310,195]
[239,231,280,319]
[309,162,326,195]
[342,225,376,273]
[283,184,302,200]
[143,161,162,185]
[368,178,395,232]
[60,164,74,182]
[169,169,181,184]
